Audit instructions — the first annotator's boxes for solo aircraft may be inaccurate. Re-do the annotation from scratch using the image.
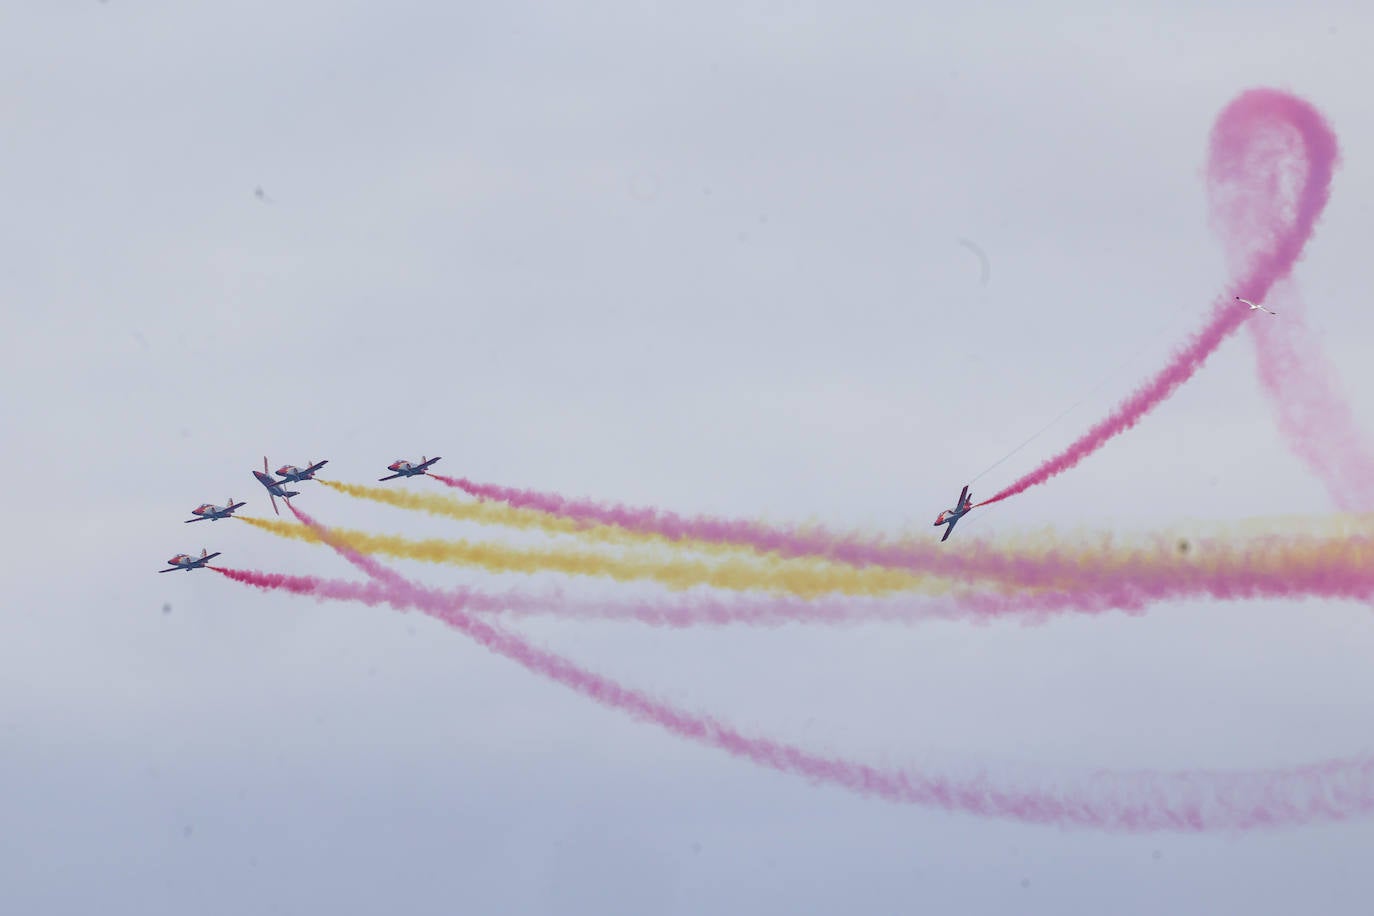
[933,485,974,543]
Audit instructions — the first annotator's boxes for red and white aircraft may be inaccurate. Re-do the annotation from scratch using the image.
[933,485,974,543]
[185,498,247,523]
[273,459,329,483]
[379,456,441,481]
[158,548,221,573]
[252,456,300,515]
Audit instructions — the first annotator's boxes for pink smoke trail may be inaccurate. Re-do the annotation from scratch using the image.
[217,515,1374,631]
[433,91,1342,539]
[1242,280,1374,512]
[432,470,1374,605]
[213,537,1374,630]
[1204,90,1374,510]
[974,89,1339,507]
[209,564,972,627]
[259,505,1374,831]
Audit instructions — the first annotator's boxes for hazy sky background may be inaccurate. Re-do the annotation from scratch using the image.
[4,2,1373,913]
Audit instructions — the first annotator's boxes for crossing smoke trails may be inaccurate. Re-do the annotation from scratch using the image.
[205,504,1374,832]
[210,89,1374,831]
[237,515,944,598]
[238,511,1374,613]
[428,471,1374,598]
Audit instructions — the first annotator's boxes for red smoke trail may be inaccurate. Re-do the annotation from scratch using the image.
[254,505,1374,831]
[974,89,1339,508]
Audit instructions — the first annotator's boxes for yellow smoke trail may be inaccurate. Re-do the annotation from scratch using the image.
[318,479,765,558]
[238,516,952,598]
[320,478,1374,580]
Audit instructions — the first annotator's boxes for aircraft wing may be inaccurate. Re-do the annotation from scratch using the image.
[378,473,404,481]
[157,567,178,573]
[184,517,209,523]
[253,471,278,487]
[958,485,969,507]
[415,457,442,472]
[941,518,957,542]
[197,552,222,566]
[307,460,329,474]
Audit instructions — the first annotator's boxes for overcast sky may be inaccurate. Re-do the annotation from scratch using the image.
[4,2,1374,913]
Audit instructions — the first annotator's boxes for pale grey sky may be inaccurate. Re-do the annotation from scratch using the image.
[3,2,1373,913]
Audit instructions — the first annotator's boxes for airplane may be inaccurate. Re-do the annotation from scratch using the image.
[185,498,247,523]
[252,456,300,515]
[379,456,441,481]
[1236,296,1277,316]
[272,459,329,483]
[158,548,221,573]
[933,485,974,543]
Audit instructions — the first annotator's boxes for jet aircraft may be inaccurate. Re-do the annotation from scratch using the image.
[158,548,221,573]
[379,456,441,481]
[253,456,300,515]
[934,485,974,543]
[272,459,328,483]
[185,498,246,523]
[1236,296,1277,316]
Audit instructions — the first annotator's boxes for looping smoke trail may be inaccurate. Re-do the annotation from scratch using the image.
[221,507,1374,832]
[429,90,1344,543]
[973,89,1339,507]
[1213,94,1361,491]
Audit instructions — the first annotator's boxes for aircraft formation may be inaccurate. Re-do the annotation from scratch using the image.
[160,289,1279,576]
[158,455,440,573]
[157,283,1275,575]
[146,91,1373,833]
